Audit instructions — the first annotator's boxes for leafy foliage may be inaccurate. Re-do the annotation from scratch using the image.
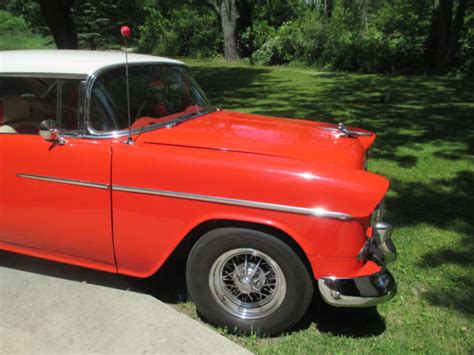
[242,1,439,73]
[1,0,472,75]
[0,10,52,50]
[138,2,222,58]
[454,8,474,76]
[73,1,119,49]
[72,0,145,49]
[0,10,29,33]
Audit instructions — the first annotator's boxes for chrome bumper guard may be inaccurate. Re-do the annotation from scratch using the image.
[318,268,396,307]
[318,221,397,307]
[373,222,397,263]
[358,222,397,265]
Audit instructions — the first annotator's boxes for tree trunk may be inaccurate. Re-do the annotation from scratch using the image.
[442,0,468,68]
[425,0,440,70]
[424,0,468,73]
[209,0,240,61]
[435,0,453,68]
[361,0,370,32]
[38,0,78,49]
[324,0,333,17]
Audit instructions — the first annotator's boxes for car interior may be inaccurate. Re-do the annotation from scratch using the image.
[0,77,80,135]
[0,95,36,134]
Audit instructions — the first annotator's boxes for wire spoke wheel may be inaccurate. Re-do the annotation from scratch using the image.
[187,228,313,335]
[209,248,287,319]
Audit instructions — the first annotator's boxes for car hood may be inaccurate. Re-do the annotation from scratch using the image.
[139,110,375,169]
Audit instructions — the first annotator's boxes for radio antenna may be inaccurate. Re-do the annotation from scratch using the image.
[121,25,133,145]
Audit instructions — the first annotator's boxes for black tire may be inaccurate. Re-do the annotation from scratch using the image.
[186,227,313,336]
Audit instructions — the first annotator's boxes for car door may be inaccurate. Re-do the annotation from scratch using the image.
[0,76,115,265]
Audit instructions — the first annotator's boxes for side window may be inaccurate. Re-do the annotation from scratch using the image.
[0,77,82,135]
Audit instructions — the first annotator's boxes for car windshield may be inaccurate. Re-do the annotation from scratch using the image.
[89,64,212,132]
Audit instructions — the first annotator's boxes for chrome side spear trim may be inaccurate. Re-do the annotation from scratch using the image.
[113,185,352,221]
[17,174,109,190]
[16,174,352,220]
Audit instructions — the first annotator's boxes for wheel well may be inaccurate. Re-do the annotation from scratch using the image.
[170,219,314,278]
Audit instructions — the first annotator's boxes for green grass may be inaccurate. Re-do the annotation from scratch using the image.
[181,59,473,353]
[0,33,54,51]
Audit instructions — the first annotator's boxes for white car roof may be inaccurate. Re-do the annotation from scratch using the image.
[0,50,184,77]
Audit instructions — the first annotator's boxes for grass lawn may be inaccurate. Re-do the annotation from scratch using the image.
[174,59,473,353]
[0,33,54,51]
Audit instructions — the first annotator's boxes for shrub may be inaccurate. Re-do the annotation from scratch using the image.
[0,10,29,34]
[454,11,474,77]
[138,4,222,58]
[0,10,53,50]
[251,21,300,65]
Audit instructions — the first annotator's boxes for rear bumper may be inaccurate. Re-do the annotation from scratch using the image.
[318,221,397,307]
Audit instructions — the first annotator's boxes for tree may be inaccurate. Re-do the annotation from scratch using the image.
[207,0,240,60]
[38,0,78,49]
[425,0,469,72]
[74,1,118,50]
[74,0,146,50]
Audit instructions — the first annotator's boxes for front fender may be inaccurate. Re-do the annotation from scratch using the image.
[111,142,387,277]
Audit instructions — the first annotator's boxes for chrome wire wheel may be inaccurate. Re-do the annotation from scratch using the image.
[208,248,287,320]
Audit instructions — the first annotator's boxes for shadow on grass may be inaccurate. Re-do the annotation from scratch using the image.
[388,170,474,316]
[422,277,474,316]
[388,171,473,235]
[293,294,386,337]
[313,306,386,337]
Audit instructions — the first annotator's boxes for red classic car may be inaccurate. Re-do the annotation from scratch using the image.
[0,50,396,336]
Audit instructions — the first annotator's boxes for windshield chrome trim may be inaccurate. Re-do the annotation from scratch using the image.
[79,107,217,139]
[17,174,109,190]
[113,185,353,221]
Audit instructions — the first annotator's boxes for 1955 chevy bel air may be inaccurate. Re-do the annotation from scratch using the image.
[0,50,396,336]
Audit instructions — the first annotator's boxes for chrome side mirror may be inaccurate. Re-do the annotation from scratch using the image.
[39,120,67,145]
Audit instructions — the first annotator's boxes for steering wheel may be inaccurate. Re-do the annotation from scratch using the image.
[135,95,170,122]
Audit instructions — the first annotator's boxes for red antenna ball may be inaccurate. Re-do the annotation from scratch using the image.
[121,26,131,38]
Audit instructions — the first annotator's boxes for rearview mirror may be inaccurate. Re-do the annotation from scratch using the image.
[39,120,67,145]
